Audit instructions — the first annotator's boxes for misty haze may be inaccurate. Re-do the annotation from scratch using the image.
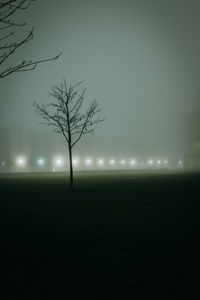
[1,1,200,299]
[0,0,199,172]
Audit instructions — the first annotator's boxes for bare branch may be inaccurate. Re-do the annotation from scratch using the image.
[0,0,29,25]
[34,79,104,150]
[0,30,13,41]
[34,79,104,191]
[0,22,13,29]
[0,51,62,78]
[0,0,61,78]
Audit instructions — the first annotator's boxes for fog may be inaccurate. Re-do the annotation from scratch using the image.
[1,0,200,169]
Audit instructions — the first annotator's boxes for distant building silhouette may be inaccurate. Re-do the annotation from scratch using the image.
[184,97,200,168]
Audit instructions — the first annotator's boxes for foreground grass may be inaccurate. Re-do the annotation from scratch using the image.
[0,170,200,299]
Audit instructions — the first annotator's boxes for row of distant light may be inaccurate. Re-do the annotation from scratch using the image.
[1,157,183,168]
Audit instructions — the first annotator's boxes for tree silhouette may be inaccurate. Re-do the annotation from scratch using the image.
[34,79,104,191]
[0,0,61,78]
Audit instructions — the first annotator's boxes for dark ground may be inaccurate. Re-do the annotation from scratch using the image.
[0,170,200,299]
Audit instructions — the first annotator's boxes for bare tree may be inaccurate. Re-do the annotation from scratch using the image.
[34,79,104,191]
[0,0,61,78]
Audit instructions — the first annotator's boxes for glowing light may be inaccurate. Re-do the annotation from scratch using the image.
[16,157,26,167]
[73,158,78,166]
[37,158,45,166]
[5,154,177,171]
[53,157,64,167]
[98,159,104,165]
[85,158,92,165]
[73,158,79,166]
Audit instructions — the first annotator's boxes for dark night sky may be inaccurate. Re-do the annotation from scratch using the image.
[1,0,200,158]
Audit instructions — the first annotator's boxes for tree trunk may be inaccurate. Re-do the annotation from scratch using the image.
[68,145,73,191]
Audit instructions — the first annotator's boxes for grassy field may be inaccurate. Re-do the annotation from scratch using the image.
[1,170,200,299]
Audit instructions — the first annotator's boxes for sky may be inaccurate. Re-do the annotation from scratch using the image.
[1,0,200,159]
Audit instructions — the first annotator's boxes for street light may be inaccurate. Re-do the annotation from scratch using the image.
[85,158,92,166]
[16,157,26,167]
[109,159,115,165]
[130,159,136,165]
[73,158,79,166]
[53,157,64,168]
[37,158,45,166]
[97,159,104,165]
